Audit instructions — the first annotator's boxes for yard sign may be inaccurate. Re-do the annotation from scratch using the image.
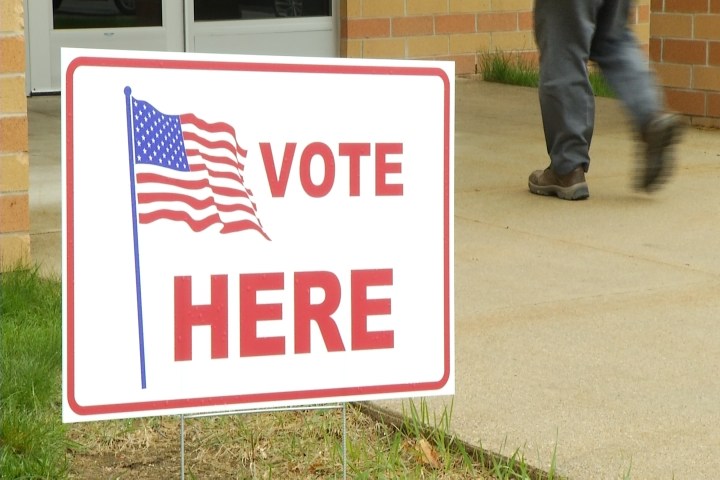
[62,48,454,422]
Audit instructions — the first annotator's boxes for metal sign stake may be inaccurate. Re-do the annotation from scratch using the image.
[178,403,348,478]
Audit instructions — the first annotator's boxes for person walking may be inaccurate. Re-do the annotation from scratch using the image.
[529,0,683,200]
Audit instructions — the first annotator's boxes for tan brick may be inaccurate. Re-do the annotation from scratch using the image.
[664,88,706,115]
[449,32,492,54]
[363,38,406,59]
[362,0,404,17]
[490,0,532,11]
[0,75,27,113]
[0,0,24,32]
[651,0,663,13]
[407,0,449,16]
[0,233,31,271]
[392,16,434,37]
[341,39,364,58]
[710,41,720,65]
[490,30,535,51]
[0,193,29,233]
[708,92,720,117]
[637,4,651,22]
[477,12,517,32]
[663,39,707,64]
[0,153,29,191]
[695,14,720,40]
[665,0,709,13]
[0,35,25,73]
[654,62,692,88]
[0,116,28,153]
[631,22,650,45]
[436,14,476,34]
[343,0,362,18]
[693,65,720,90]
[712,0,720,13]
[649,13,693,37]
[346,18,391,39]
[450,0,491,13]
[407,35,449,57]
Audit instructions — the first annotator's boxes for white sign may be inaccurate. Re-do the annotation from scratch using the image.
[62,48,454,422]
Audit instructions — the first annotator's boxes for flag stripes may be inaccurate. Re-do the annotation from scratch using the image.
[130,97,269,239]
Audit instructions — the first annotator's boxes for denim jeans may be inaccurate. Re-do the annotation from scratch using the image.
[534,0,662,175]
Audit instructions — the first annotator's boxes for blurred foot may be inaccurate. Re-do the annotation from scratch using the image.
[638,113,684,192]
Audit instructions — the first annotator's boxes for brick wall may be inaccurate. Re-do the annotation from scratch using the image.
[0,0,30,271]
[340,0,650,76]
[650,0,720,127]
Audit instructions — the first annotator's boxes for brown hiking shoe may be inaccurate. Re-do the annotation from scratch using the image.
[528,166,589,200]
[637,113,683,192]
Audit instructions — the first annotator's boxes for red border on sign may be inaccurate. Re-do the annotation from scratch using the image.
[65,55,452,416]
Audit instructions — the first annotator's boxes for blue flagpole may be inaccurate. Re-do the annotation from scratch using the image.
[124,86,147,389]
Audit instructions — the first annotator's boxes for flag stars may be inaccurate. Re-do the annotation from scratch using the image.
[131,98,189,171]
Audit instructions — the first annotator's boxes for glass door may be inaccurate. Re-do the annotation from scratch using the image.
[27,0,184,93]
[187,0,337,57]
[26,0,338,94]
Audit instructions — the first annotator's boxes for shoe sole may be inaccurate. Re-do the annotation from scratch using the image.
[528,181,589,200]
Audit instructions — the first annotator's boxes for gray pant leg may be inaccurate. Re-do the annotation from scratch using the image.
[534,0,597,175]
[590,0,662,131]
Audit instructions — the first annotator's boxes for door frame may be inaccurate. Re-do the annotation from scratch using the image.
[26,0,339,95]
[25,0,184,94]
[184,0,338,58]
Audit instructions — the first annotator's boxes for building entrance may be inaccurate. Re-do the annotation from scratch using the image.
[27,0,336,93]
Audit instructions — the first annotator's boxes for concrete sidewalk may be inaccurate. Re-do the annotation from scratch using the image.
[29,78,720,479]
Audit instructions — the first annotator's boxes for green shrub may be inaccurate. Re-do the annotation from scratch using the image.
[479,50,615,98]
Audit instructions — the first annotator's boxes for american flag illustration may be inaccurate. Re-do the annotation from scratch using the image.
[125,92,270,388]
[129,96,270,240]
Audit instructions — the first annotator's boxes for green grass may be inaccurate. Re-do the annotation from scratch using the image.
[479,50,616,98]
[0,267,69,479]
[2,267,564,479]
[396,400,563,480]
[67,400,561,478]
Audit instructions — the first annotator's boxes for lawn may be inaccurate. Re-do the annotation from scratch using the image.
[1,268,560,479]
